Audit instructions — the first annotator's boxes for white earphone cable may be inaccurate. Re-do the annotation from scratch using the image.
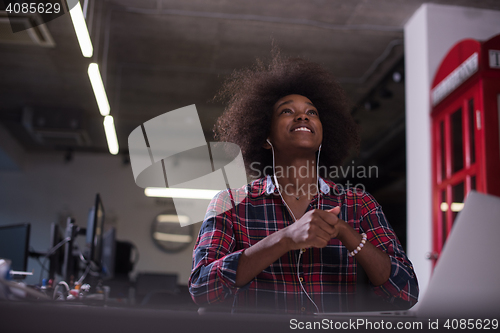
[268,139,321,313]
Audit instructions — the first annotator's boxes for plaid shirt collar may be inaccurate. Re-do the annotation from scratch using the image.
[248,175,331,198]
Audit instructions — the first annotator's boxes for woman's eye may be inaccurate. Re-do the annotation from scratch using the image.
[307,110,318,115]
[281,109,292,114]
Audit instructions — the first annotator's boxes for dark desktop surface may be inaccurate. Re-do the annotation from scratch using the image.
[0,300,295,333]
[1,281,497,333]
[2,281,498,332]
[0,298,455,333]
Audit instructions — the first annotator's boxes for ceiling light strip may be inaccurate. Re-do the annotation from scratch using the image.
[153,232,192,243]
[145,187,219,199]
[69,1,93,58]
[103,115,119,155]
[88,63,110,116]
[157,214,190,224]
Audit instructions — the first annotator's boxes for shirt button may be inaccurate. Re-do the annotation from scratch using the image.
[301,307,306,312]
[301,248,306,253]
[299,277,304,282]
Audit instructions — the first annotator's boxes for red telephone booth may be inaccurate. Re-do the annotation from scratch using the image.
[430,34,500,263]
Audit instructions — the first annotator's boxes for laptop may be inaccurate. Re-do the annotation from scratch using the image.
[317,191,500,318]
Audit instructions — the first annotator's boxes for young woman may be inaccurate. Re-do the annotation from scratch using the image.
[188,53,418,314]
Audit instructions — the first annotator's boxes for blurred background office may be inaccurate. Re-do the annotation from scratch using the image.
[0,0,499,306]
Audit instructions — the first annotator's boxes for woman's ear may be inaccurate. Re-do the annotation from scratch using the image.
[262,138,272,150]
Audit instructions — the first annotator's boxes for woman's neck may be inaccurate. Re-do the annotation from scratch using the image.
[273,154,318,197]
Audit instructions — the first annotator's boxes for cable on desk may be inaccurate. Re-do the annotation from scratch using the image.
[38,237,72,285]
[53,281,70,300]
[0,276,50,300]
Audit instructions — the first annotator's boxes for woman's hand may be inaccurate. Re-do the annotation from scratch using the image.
[282,206,345,250]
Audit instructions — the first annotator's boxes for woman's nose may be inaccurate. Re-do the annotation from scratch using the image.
[294,110,309,121]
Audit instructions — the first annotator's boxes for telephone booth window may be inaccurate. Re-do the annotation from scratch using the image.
[468,99,476,164]
[440,121,445,180]
[451,182,464,224]
[440,189,447,249]
[451,108,463,173]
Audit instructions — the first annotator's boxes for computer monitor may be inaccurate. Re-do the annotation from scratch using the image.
[101,227,116,280]
[86,193,105,270]
[48,222,64,280]
[0,223,31,276]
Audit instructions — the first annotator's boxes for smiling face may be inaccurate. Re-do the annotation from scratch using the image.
[266,94,323,155]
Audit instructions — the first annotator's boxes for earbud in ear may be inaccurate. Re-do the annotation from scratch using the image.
[262,138,273,150]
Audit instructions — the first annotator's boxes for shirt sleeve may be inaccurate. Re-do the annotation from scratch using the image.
[188,189,247,305]
[358,193,419,307]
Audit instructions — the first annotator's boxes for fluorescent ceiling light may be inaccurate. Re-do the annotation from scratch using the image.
[145,187,219,199]
[153,232,192,243]
[103,115,119,155]
[157,214,190,224]
[88,63,110,116]
[69,1,93,58]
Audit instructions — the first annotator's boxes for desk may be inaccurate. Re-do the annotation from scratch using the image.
[0,300,443,333]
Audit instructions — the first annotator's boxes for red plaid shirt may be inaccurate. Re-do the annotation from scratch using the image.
[189,176,418,314]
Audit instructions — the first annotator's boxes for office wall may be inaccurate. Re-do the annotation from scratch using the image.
[0,124,25,171]
[0,147,202,286]
[405,4,500,295]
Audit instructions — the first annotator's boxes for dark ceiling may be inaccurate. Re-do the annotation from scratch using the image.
[1,0,499,221]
